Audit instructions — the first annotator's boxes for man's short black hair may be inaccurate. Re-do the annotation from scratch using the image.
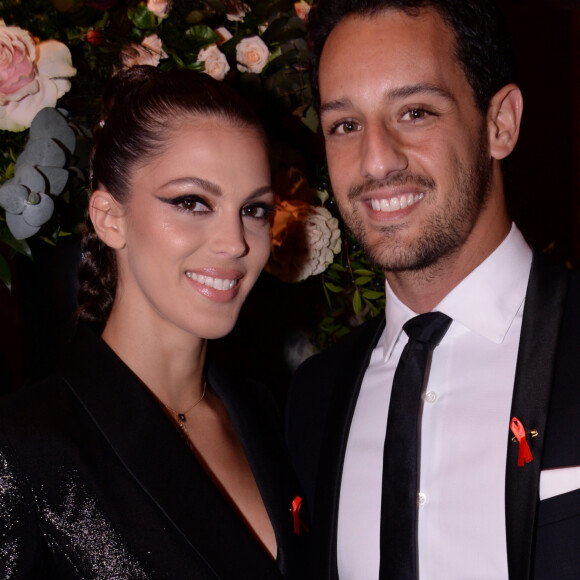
[308,0,518,114]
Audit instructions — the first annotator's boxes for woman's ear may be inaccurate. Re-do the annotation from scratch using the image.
[487,83,524,161]
[89,190,126,250]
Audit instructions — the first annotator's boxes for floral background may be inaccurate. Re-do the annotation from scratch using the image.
[0,0,385,388]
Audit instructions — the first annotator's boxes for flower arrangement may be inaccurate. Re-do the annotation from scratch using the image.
[0,0,385,348]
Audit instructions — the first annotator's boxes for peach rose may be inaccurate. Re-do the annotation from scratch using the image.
[267,200,342,283]
[236,36,269,74]
[294,1,311,22]
[120,34,168,69]
[0,24,76,131]
[147,0,171,18]
[198,44,230,81]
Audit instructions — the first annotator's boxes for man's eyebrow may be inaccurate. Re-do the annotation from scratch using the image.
[387,83,456,103]
[319,83,456,116]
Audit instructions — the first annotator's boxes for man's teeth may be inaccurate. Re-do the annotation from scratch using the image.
[186,272,237,290]
[370,192,424,212]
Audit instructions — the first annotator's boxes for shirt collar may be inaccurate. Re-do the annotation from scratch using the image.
[382,223,532,360]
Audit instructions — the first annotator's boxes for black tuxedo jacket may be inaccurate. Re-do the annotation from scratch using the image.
[287,251,580,579]
[0,325,310,579]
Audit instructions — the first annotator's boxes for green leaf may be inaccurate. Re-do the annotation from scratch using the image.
[128,4,158,30]
[329,263,348,272]
[355,276,372,286]
[185,25,219,47]
[353,268,376,276]
[0,255,11,291]
[352,289,362,315]
[324,282,344,294]
[361,289,385,300]
[0,228,32,258]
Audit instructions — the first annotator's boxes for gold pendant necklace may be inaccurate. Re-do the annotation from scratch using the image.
[163,381,207,432]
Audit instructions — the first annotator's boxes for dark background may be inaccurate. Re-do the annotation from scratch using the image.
[1,0,579,394]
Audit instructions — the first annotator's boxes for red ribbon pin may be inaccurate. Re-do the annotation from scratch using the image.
[291,496,309,535]
[510,417,534,467]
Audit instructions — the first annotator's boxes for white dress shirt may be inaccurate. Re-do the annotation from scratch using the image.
[337,224,533,580]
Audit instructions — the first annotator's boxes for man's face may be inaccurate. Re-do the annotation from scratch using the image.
[318,8,500,273]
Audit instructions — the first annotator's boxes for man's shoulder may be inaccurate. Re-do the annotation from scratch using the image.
[294,314,385,383]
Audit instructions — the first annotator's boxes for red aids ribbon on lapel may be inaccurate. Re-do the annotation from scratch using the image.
[510,417,534,467]
[291,496,309,535]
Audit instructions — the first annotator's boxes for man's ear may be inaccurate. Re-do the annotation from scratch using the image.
[89,190,126,250]
[487,84,523,161]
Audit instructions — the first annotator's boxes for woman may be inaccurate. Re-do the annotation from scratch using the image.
[0,66,309,578]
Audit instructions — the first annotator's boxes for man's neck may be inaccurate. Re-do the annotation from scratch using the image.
[385,219,512,314]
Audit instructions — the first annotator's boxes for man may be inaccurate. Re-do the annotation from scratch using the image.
[286,1,580,578]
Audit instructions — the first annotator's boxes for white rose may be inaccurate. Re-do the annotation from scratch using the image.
[198,44,230,81]
[0,24,76,132]
[303,207,342,277]
[236,36,269,74]
[147,0,171,18]
[120,34,168,69]
[267,201,342,283]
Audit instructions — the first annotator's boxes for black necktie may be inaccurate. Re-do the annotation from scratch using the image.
[379,312,452,579]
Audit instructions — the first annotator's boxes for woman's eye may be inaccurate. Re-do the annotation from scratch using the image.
[242,203,274,220]
[174,196,211,213]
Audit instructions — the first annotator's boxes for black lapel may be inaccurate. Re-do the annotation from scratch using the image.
[505,251,569,580]
[206,357,309,578]
[61,325,282,580]
[314,315,385,579]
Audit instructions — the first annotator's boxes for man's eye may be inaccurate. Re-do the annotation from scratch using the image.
[329,120,361,135]
[402,108,429,121]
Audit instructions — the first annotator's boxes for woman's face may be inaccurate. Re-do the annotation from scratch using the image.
[111,118,273,341]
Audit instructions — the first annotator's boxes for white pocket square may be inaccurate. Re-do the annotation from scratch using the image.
[539,466,580,500]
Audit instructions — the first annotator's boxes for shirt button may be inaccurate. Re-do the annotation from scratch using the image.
[417,492,428,507]
[424,391,438,404]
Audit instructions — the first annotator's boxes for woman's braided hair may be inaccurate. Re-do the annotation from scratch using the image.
[76,65,266,329]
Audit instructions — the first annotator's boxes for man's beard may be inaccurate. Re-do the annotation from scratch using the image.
[338,126,492,273]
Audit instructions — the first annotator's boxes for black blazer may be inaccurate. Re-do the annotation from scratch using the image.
[286,250,580,579]
[0,325,310,579]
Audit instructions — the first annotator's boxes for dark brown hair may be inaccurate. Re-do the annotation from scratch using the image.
[308,0,517,114]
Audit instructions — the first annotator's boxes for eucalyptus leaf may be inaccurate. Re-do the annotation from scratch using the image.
[37,167,70,195]
[0,181,27,214]
[5,213,41,240]
[19,139,67,168]
[22,193,55,227]
[29,108,76,155]
[13,163,46,193]
[0,255,11,291]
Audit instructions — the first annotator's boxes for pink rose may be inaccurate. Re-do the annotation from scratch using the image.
[236,36,269,74]
[198,45,230,81]
[0,25,38,106]
[0,24,76,132]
